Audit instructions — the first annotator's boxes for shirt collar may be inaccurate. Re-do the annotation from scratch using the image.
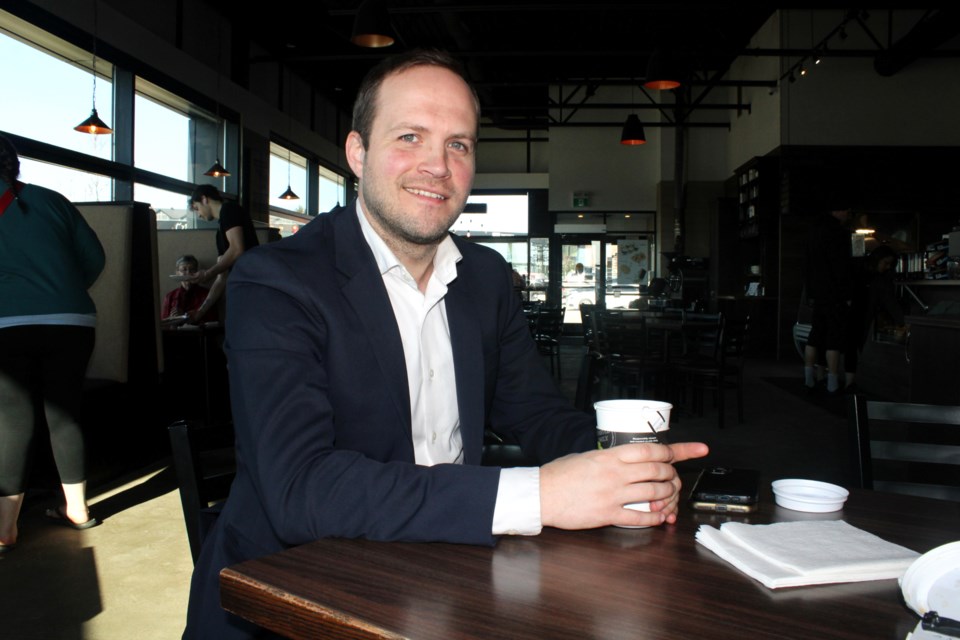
[356,201,462,285]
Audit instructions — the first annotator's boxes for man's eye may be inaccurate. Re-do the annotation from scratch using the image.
[449,141,471,153]
[399,133,418,143]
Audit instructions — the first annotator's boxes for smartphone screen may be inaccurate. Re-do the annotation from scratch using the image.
[689,467,760,507]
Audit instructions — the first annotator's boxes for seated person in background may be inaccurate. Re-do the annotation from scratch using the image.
[161,255,217,323]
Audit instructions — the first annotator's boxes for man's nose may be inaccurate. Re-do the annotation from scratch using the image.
[418,143,452,178]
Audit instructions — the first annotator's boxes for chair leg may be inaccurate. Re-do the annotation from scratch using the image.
[717,374,725,429]
[736,373,745,424]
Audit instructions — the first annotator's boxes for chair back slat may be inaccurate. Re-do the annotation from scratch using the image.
[850,394,960,502]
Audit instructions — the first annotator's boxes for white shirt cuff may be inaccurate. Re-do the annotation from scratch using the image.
[491,466,542,536]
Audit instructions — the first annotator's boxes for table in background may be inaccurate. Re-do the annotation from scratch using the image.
[161,322,230,425]
[220,488,958,639]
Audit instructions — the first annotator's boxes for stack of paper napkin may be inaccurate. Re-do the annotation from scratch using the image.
[696,520,919,589]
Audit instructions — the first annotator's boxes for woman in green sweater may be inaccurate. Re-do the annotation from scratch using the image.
[0,134,106,552]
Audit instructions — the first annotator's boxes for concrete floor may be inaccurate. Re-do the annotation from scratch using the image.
[0,344,851,639]
[0,464,192,640]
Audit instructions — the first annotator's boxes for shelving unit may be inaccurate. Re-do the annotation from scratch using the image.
[735,156,780,299]
[717,156,782,357]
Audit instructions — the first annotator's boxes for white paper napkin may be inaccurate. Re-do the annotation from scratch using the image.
[696,520,920,589]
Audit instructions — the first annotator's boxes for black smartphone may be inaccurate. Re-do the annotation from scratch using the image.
[689,467,760,512]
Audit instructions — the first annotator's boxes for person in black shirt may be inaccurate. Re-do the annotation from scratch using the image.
[843,244,905,392]
[187,185,259,322]
[802,206,852,393]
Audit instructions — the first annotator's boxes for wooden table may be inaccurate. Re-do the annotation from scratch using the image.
[220,488,959,639]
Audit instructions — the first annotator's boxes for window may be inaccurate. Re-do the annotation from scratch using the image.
[135,76,233,207]
[450,194,529,237]
[318,164,345,213]
[18,157,111,202]
[269,142,307,214]
[0,22,113,162]
[135,183,192,227]
[134,80,191,181]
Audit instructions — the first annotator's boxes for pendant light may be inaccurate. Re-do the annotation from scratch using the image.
[205,23,230,177]
[75,0,112,135]
[620,85,646,145]
[277,68,299,201]
[620,114,646,145]
[278,149,299,200]
[350,0,395,48]
[643,49,682,91]
[204,158,230,177]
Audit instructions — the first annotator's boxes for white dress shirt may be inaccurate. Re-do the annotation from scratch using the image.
[356,205,541,535]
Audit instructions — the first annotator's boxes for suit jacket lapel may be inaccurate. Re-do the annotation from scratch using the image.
[445,264,485,466]
[332,204,412,438]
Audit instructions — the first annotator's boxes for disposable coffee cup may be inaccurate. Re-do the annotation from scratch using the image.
[595,399,671,449]
[594,399,673,525]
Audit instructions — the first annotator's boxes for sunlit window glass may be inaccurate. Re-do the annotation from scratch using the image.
[318,165,345,212]
[268,212,310,238]
[0,29,113,161]
[134,183,193,228]
[269,142,307,213]
[451,194,528,237]
[18,157,111,202]
[134,91,189,180]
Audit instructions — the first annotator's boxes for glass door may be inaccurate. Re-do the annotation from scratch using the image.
[560,238,602,326]
[560,236,652,325]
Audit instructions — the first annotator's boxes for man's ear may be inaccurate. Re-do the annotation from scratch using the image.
[345,131,365,179]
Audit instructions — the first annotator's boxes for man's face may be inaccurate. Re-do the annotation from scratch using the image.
[191,197,214,221]
[346,65,477,247]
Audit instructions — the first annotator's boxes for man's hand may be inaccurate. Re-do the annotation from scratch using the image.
[540,442,709,530]
[189,268,213,285]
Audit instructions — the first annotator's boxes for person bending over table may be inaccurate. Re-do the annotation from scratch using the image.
[185,184,259,324]
[183,50,708,640]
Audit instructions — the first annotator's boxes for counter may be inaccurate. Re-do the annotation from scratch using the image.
[858,280,960,404]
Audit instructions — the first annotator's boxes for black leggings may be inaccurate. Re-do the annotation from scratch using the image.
[0,325,95,495]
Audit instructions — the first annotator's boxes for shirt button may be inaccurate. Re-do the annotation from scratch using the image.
[429,369,435,379]
[431,432,437,443]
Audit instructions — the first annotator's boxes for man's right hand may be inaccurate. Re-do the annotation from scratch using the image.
[539,442,709,530]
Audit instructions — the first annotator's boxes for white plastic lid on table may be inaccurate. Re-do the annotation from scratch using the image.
[771,479,850,513]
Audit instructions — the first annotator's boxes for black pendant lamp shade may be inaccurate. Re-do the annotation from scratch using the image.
[643,50,682,90]
[204,159,230,177]
[620,114,646,145]
[279,185,299,200]
[351,0,395,48]
[75,107,113,135]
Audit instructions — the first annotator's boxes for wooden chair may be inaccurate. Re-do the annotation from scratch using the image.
[168,419,237,563]
[534,306,565,378]
[574,349,605,415]
[593,310,668,398]
[849,395,960,502]
[672,315,749,429]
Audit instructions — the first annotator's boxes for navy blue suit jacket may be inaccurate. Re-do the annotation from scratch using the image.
[184,202,596,638]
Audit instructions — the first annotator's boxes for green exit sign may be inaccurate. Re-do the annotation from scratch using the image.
[573,192,590,208]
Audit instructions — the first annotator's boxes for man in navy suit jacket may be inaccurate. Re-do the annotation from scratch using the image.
[184,50,707,639]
